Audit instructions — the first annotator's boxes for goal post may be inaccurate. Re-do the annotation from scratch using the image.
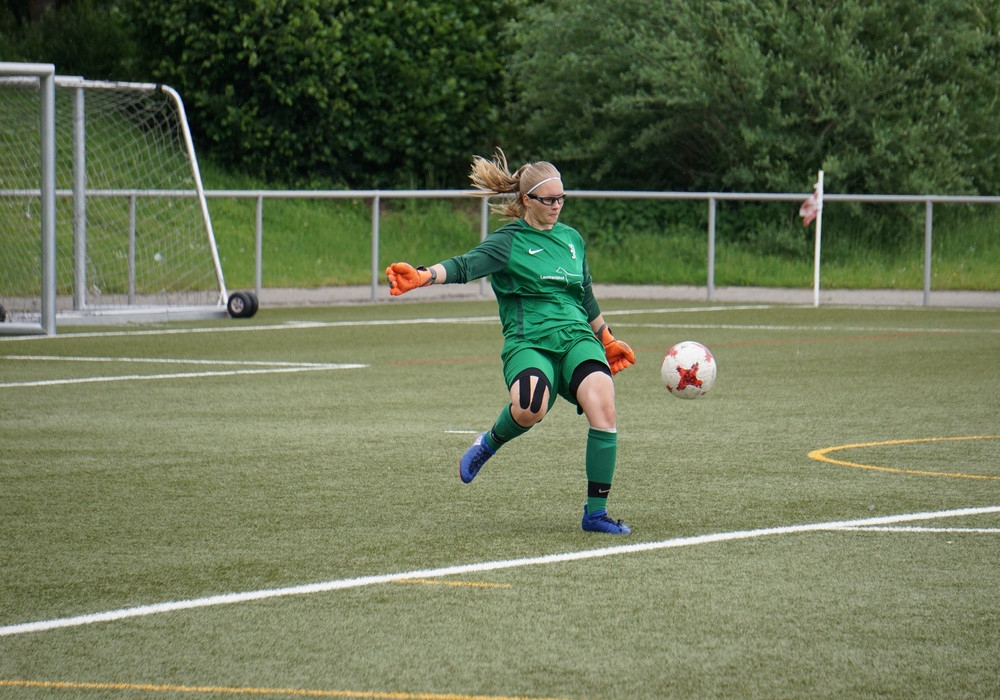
[0,65,229,334]
[0,62,57,335]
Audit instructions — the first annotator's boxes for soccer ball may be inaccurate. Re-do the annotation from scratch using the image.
[661,341,717,399]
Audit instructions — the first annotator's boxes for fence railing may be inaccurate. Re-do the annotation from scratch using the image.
[18,188,999,308]
[203,189,490,303]
[201,188,1000,307]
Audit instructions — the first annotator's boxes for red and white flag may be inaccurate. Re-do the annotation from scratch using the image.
[799,188,821,226]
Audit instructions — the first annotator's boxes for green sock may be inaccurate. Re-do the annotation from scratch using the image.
[586,427,618,513]
[484,404,530,451]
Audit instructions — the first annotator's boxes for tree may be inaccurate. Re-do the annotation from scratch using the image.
[27,0,56,21]
[507,0,1000,197]
[1,0,58,24]
[0,0,135,79]
[124,0,520,188]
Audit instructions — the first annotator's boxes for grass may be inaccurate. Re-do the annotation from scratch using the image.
[201,164,1000,292]
[1,300,998,698]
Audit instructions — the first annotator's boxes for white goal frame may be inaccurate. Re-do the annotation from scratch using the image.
[0,63,228,335]
[0,63,56,334]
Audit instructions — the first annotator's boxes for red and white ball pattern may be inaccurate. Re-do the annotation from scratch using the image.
[661,341,717,399]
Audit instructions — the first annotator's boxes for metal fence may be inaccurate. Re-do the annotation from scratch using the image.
[203,188,1000,307]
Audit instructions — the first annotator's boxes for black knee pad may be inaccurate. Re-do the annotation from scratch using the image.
[512,368,551,414]
[569,359,612,400]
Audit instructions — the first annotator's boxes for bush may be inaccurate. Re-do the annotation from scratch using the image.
[123,0,521,189]
[0,0,136,78]
[507,0,1000,250]
[563,198,704,250]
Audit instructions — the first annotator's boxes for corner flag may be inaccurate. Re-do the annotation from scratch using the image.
[799,177,823,226]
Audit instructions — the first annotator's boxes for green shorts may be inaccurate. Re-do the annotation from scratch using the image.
[501,329,608,409]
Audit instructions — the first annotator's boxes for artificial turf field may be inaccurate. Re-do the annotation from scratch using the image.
[1,298,998,699]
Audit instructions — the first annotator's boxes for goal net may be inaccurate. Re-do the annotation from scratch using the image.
[0,67,228,332]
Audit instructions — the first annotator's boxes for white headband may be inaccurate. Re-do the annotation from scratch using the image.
[525,176,562,195]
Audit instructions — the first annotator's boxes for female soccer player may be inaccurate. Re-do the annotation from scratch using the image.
[386,149,635,534]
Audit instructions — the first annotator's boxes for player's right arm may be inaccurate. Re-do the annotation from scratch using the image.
[385,262,447,296]
[441,226,514,284]
[386,224,513,295]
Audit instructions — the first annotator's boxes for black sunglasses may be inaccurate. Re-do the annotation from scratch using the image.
[526,193,567,207]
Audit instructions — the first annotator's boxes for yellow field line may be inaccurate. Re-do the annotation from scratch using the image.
[0,680,563,700]
[808,435,1000,480]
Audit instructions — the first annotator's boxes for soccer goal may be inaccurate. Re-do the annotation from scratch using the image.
[0,63,229,334]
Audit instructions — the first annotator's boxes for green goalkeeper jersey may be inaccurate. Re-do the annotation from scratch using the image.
[441,218,602,352]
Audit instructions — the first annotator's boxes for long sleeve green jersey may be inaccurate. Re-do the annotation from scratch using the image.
[441,219,602,349]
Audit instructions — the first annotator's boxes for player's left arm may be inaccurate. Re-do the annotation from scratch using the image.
[591,314,636,375]
[591,315,636,376]
[577,250,635,375]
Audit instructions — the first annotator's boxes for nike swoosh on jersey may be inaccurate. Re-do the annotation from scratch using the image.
[528,248,544,254]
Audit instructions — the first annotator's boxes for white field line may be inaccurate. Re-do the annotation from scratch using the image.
[606,305,999,315]
[841,526,1000,534]
[2,505,997,638]
[5,355,353,367]
[1,306,758,344]
[2,302,995,343]
[609,305,777,314]
[622,322,997,334]
[0,356,366,388]
[0,316,500,342]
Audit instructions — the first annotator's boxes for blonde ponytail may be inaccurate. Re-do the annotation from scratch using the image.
[469,148,561,219]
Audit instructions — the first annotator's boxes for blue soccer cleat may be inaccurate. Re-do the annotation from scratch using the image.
[459,431,496,483]
[581,505,632,534]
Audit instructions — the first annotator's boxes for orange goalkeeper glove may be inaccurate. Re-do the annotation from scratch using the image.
[596,324,636,375]
[386,262,436,296]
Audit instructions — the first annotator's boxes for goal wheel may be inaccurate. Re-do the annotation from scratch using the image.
[227,291,258,318]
